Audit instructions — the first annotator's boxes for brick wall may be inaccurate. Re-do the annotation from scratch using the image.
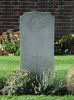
[0,0,74,39]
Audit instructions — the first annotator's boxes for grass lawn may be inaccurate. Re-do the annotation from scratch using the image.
[0,95,74,100]
[0,55,74,100]
[0,56,20,78]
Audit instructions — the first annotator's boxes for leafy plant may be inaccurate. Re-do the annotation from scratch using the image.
[2,69,36,95]
[0,29,20,55]
[59,34,73,54]
[69,37,74,54]
[0,78,6,89]
[33,68,66,95]
[0,78,6,95]
[54,42,61,55]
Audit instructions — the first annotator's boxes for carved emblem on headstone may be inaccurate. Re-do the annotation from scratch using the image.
[28,16,45,33]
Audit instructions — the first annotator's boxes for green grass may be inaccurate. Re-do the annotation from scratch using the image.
[0,55,74,100]
[0,55,74,78]
[55,56,74,69]
[0,56,20,78]
[54,56,74,79]
[0,95,74,100]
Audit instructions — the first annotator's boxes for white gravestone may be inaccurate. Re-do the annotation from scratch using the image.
[20,12,54,75]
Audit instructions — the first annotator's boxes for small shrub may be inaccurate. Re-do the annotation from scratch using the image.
[66,68,74,95]
[69,37,74,48]
[0,29,20,55]
[2,69,36,95]
[54,42,61,55]
[0,78,6,89]
[70,46,74,54]
[59,34,73,54]
[0,44,4,55]
[54,34,74,55]
[0,78,6,95]
[69,38,74,54]
[33,68,66,95]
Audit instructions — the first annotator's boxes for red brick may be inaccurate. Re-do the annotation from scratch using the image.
[0,0,74,39]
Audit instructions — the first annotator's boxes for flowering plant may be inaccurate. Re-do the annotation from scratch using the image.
[0,29,20,55]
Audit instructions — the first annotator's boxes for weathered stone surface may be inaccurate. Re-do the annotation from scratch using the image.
[20,12,54,75]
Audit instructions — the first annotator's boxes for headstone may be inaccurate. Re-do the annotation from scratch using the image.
[20,12,54,75]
